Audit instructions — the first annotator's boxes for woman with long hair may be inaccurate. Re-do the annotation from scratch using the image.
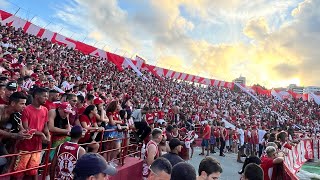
[78,105,104,152]
[104,101,124,166]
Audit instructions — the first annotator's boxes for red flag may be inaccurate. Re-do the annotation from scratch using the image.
[106,52,125,71]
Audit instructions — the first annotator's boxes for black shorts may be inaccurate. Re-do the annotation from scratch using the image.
[238,144,245,150]
[215,138,220,143]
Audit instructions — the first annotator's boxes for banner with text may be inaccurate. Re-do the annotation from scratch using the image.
[283,139,314,180]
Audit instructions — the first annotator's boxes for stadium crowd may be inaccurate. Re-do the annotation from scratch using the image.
[0,21,319,180]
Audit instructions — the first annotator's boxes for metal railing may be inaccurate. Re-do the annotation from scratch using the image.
[0,129,142,179]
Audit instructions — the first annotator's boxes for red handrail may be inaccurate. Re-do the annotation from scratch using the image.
[317,138,320,159]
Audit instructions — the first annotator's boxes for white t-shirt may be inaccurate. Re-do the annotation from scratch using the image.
[131,109,142,122]
[258,129,267,144]
[238,128,245,146]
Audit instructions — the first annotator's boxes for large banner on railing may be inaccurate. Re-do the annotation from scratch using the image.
[0,9,234,89]
[283,139,314,180]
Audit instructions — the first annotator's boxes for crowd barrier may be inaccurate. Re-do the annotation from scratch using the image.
[0,129,141,180]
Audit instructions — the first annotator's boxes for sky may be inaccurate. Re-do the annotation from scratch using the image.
[1,0,320,88]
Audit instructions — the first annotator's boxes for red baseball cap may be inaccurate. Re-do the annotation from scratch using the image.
[180,127,187,133]
[94,98,104,105]
[31,73,39,79]
[58,102,75,115]
[2,71,11,76]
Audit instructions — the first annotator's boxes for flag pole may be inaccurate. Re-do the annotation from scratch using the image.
[14,8,21,15]
[123,51,128,57]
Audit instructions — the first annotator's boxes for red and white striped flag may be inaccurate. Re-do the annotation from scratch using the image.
[135,55,146,70]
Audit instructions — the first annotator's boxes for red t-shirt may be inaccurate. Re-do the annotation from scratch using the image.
[282,142,293,150]
[232,132,238,140]
[79,114,97,143]
[203,125,211,140]
[44,100,57,111]
[223,128,229,139]
[17,105,48,151]
[107,111,121,121]
[214,128,220,138]
[153,112,158,119]
[260,156,274,180]
[146,113,154,125]
[251,129,259,144]
[77,106,86,115]
[158,111,165,119]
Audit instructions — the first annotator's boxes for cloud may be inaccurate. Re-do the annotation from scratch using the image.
[0,0,9,8]
[273,63,299,78]
[186,0,320,87]
[243,17,269,40]
[52,0,320,88]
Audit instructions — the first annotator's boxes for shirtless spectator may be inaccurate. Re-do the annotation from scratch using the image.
[0,82,17,105]
[20,62,33,77]
[0,84,6,103]
[0,92,31,172]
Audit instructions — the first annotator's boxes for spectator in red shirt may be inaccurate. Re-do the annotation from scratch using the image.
[79,105,103,153]
[85,94,94,106]
[76,95,86,115]
[13,87,50,179]
[277,131,293,150]
[199,121,211,156]
[260,146,284,180]
[219,122,227,157]
[94,97,109,127]
[146,110,155,129]
[105,101,123,164]
[158,107,165,120]
[44,89,59,110]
